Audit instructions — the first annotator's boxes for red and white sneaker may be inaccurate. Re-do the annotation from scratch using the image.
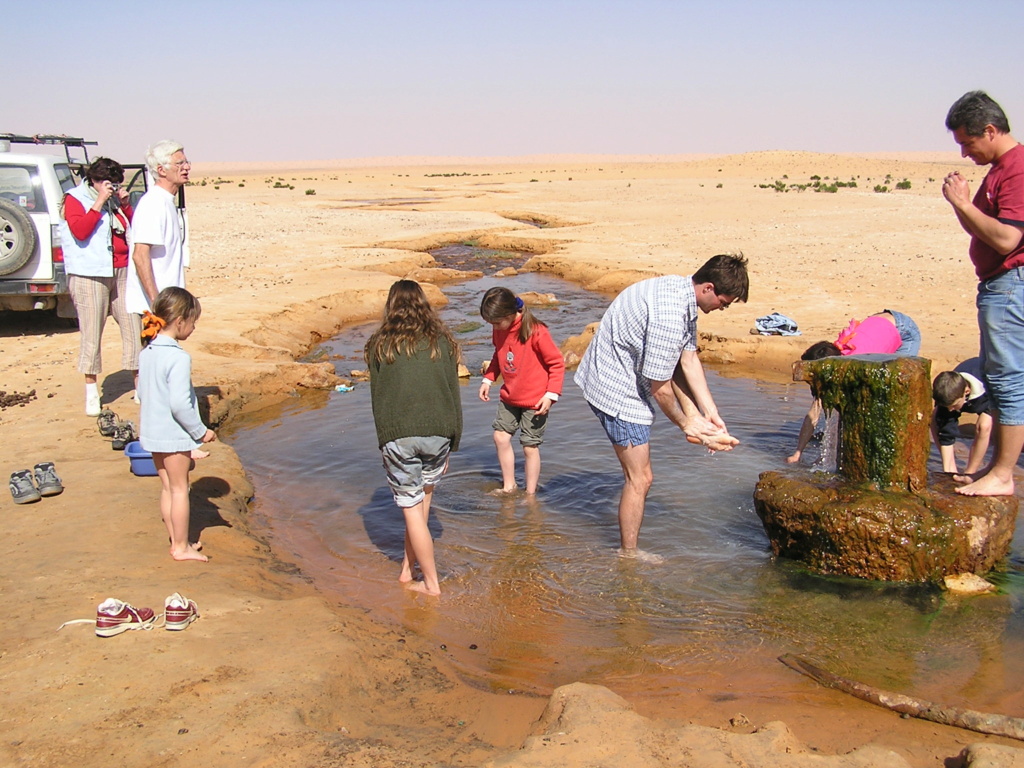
[164,593,199,631]
[95,598,156,637]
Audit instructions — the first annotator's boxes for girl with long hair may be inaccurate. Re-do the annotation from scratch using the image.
[365,280,462,595]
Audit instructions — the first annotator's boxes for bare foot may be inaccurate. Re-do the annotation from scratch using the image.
[956,472,1015,496]
[171,544,209,562]
[488,486,519,497]
[952,473,976,484]
[617,547,665,564]
[404,580,441,596]
[191,449,210,460]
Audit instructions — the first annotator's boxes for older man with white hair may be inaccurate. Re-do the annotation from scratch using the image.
[124,141,205,460]
[126,140,190,314]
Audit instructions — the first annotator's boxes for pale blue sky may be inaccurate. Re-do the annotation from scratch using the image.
[9,0,1024,163]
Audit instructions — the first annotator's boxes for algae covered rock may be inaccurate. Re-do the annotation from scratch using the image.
[754,469,1017,582]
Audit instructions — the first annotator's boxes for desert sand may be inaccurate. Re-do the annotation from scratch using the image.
[2,151,1021,767]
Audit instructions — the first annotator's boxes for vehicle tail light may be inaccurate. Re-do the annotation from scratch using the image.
[50,224,64,262]
[29,283,58,294]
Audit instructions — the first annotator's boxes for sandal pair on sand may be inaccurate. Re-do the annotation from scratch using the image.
[97,410,137,451]
[58,594,200,637]
[8,463,63,504]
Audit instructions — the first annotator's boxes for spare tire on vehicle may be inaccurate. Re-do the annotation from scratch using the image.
[0,198,38,275]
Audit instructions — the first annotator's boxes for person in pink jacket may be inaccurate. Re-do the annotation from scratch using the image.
[478,287,565,495]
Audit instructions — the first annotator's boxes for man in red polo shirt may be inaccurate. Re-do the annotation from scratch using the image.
[943,91,1024,496]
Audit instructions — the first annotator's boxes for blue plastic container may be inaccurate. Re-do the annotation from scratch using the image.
[124,441,157,476]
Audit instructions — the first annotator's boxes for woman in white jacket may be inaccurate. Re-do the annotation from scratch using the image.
[60,157,139,416]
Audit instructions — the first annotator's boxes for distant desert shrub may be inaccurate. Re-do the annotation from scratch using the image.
[896,179,912,190]
[305,189,316,195]
[874,185,889,193]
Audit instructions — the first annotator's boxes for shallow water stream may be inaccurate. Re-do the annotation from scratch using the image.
[224,272,1024,713]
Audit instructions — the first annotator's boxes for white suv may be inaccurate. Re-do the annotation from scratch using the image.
[0,134,153,317]
[0,139,78,314]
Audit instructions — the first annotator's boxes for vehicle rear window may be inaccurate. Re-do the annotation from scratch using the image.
[0,166,45,212]
[55,164,76,194]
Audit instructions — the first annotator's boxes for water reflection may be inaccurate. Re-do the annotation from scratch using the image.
[224,272,1024,709]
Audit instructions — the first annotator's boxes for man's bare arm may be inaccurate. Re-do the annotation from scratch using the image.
[132,243,159,306]
[676,349,725,429]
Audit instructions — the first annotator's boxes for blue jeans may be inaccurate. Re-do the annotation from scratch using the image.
[884,309,921,356]
[977,267,1024,425]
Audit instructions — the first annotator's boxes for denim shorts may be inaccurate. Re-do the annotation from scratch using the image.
[589,403,651,447]
[492,400,548,446]
[884,309,921,356]
[381,436,452,508]
[977,267,1024,424]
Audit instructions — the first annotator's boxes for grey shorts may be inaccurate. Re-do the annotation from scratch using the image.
[381,436,452,508]
[492,400,548,446]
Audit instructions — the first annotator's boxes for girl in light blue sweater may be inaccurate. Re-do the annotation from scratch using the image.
[139,287,216,562]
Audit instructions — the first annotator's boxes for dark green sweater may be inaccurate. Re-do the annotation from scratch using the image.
[368,337,463,451]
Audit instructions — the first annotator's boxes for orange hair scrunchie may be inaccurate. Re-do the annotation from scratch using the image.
[140,310,166,341]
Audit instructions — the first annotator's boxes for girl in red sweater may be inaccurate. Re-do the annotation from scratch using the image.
[478,287,565,494]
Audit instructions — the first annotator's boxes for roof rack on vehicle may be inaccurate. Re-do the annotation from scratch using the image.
[0,133,99,164]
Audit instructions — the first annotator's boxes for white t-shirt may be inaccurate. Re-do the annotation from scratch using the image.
[126,186,185,313]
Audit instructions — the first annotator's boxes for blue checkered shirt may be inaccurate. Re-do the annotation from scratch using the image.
[574,275,697,425]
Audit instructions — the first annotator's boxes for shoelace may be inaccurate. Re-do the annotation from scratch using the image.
[57,614,161,631]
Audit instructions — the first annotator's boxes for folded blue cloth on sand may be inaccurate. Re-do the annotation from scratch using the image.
[755,312,801,336]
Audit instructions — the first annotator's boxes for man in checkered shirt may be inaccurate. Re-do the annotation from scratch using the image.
[575,254,748,561]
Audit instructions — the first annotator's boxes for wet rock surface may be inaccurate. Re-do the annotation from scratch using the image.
[754,469,1018,581]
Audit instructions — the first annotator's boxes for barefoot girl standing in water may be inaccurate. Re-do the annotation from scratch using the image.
[478,287,564,495]
[365,280,463,595]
